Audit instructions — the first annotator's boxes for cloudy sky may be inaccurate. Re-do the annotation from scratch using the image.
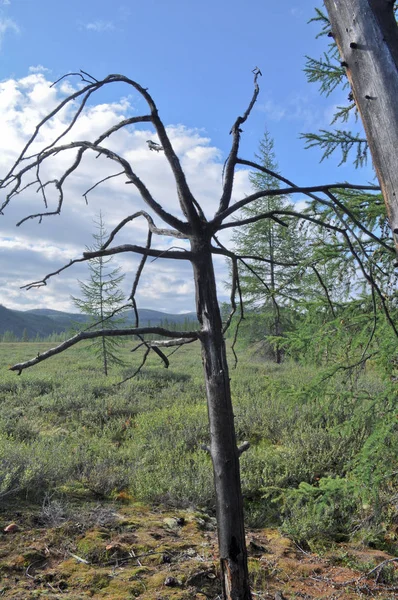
[0,0,373,314]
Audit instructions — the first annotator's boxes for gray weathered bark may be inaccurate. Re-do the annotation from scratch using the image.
[323,0,398,253]
[192,237,252,600]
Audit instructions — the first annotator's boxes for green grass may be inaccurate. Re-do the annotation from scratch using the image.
[1,339,397,551]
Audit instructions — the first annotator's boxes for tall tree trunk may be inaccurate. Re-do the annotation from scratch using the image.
[99,258,108,376]
[192,238,252,600]
[268,211,282,364]
[323,0,398,253]
[101,334,108,376]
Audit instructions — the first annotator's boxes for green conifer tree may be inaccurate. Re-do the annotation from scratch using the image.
[232,131,306,362]
[72,213,126,375]
[294,8,398,370]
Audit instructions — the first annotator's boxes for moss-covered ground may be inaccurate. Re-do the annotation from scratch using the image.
[1,499,398,599]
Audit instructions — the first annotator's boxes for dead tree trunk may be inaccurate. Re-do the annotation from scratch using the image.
[192,238,252,600]
[323,0,398,253]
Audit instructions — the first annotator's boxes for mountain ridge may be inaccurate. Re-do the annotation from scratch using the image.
[0,305,198,339]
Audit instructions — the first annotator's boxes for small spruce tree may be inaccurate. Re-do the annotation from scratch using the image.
[72,213,126,375]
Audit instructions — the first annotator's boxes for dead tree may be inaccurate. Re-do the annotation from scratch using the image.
[0,70,387,600]
[323,0,398,254]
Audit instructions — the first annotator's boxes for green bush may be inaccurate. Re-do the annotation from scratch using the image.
[279,477,359,544]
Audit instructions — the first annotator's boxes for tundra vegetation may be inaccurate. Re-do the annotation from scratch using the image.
[1,336,398,598]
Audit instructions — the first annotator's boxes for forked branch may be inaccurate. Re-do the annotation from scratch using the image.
[217,68,262,215]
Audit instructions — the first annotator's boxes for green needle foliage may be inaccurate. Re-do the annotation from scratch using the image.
[303,129,368,168]
[231,131,307,362]
[72,213,126,375]
[300,7,386,166]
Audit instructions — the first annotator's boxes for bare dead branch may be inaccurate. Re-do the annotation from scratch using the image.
[212,235,244,341]
[10,327,199,373]
[83,171,125,204]
[122,225,170,370]
[130,331,170,368]
[236,158,393,253]
[211,244,301,267]
[218,208,344,235]
[145,343,169,367]
[79,69,99,83]
[93,115,152,146]
[78,303,132,333]
[223,256,238,334]
[67,74,201,228]
[342,229,398,337]
[51,71,95,86]
[216,69,261,215]
[213,183,380,225]
[221,203,392,330]
[359,270,378,364]
[5,141,190,233]
[146,337,198,348]
[21,256,90,290]
[103,212,188,247]
[129,232,152,323]
[311,265,337,317]
[116,347,150,386]
[231,267,244,368]
[149,245,190,262]
[237,441,250,456]
[321,189,396,284]
[118,337,198,386]
[365,557,398,580]
[235,257,289,367]
[21,243,191,291]
[324,189,394,252]
[32,87,106,161]
[83,244,192,261]
[2,81,104,182]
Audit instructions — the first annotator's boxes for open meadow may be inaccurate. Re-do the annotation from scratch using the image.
[1,340,398,598]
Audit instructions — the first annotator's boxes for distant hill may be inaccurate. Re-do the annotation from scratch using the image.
[0,305,198,339]
[0,305,69,338]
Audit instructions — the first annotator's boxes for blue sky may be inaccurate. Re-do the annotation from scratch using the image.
[0,0,373,313]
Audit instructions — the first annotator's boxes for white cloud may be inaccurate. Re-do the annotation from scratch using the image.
[293,199,308,213]
[258,93,333,130]
[29,65,50,74]
[0,16,19,48]
[0,72,251,313]
[84,20,115,32]
[257,99,286,122]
